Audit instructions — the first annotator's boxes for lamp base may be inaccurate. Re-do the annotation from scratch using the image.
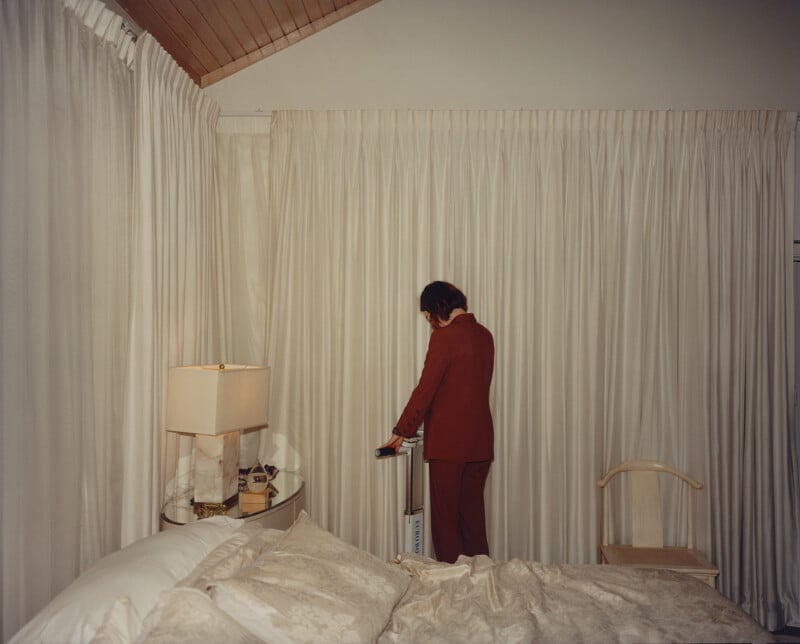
[194,432,241,505]
[193,494,238,519]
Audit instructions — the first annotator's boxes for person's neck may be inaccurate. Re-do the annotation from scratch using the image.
[440,308,466,327]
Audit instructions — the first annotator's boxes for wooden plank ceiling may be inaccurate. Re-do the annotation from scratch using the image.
[115,0,382,87]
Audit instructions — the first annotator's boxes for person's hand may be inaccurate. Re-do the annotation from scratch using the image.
[378,433,404,453]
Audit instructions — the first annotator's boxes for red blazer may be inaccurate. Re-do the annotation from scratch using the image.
[395,313,494,462]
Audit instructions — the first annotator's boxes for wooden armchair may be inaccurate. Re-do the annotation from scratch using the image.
[597,459,719,587]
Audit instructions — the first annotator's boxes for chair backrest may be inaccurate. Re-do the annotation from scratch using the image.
[597,459,703,549]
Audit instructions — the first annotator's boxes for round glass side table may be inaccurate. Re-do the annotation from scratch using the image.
[160,470,305,531]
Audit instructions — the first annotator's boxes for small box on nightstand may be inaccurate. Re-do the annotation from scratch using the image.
[240,489,268,512]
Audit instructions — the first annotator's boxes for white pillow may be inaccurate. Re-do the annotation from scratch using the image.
[209,511,410,644]
[10,516,243,644]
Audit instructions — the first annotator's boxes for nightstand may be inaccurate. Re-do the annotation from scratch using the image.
[161,470,305,531]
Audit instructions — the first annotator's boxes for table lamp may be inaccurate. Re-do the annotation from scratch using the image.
[165,364,269,517]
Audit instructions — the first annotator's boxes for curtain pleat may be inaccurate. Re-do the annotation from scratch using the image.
[262,109,799,629]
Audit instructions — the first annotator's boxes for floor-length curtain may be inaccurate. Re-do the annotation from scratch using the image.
[0,1,135,638]
[123,33,225,543]
[263,109,799,629]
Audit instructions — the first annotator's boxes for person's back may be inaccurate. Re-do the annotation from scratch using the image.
[422,313,493,462]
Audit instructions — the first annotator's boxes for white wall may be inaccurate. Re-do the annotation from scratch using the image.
[204,0,800,114]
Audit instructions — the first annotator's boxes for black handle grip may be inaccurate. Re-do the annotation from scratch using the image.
[375,446,396,457]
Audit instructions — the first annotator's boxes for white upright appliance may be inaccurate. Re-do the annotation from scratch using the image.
[399,436,424,554]
[376,435,424,555]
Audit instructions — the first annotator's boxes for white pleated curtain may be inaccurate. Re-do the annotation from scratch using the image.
[124,32,225,540]
[0,1,134,638]
[0,1,224,637]
[261,110,799,629]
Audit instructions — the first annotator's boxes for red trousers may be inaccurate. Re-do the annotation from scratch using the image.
[428,460,491,563]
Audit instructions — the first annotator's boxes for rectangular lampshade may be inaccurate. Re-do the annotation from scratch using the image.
[165,364,270,436]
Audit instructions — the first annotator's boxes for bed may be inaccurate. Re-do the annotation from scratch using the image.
[11,511,770,643]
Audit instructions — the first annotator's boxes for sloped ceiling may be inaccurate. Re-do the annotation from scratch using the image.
[114,0,382,87]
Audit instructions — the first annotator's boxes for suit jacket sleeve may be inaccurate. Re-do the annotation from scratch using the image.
[395,330,447,437]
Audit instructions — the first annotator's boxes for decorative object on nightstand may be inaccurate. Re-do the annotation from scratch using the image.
[240,481,278,512]
[246,459,269,493]
[597,459,719,587]
[240,460,279,512]
[239,460,278,492]
[164,364,270,518]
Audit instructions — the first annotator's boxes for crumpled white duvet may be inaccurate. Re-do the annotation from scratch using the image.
[130,518,771,644]
[378,554,770,644]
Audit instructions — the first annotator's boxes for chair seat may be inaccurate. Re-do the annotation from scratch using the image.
[597,461,720,587]
[601,544,719,578]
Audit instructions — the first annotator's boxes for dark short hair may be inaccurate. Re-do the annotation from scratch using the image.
[419,281,468,322]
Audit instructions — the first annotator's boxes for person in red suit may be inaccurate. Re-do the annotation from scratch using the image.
[380,281,494,563]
